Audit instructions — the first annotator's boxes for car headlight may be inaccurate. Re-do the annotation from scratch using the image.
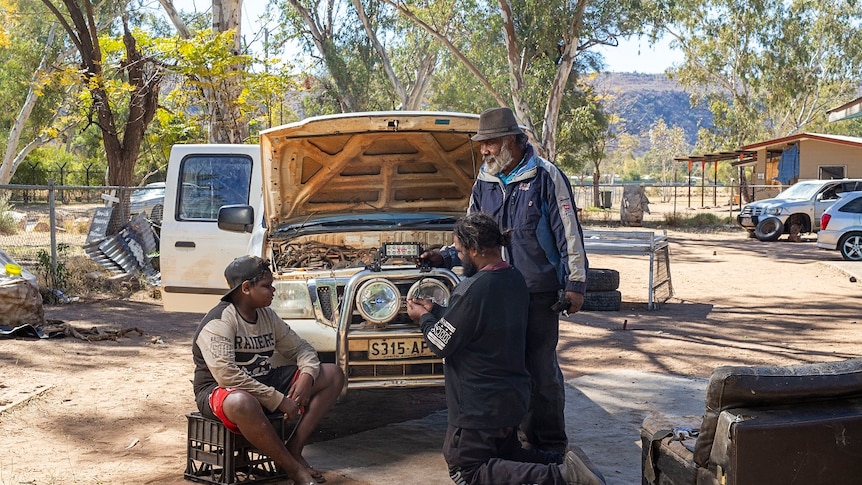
[271,281,315,319]
[765,207,783,216]
[407,278,450,306]
[356,278,401,324]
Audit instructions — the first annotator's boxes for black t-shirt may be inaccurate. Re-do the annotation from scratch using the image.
[420,265,531,429]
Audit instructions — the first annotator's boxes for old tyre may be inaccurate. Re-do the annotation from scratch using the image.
[586,268,620,292]
[754,217,783,242]
[581,290,622,312]
[839,232,862,261]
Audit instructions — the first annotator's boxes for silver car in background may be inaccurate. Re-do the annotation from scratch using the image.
[816,191,862,261]
[129,182,165,223]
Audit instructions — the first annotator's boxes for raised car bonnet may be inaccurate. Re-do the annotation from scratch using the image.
[259,112,481,228]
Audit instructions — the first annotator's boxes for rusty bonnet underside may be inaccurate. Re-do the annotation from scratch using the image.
[259,111,482,229]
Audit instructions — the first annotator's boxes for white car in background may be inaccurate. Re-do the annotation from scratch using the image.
[737,179,862,241]
[816,191,862,261]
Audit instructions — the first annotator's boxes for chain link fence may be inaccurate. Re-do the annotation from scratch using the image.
[0,181,764,282]
[570,182,744,216]
[0,184,161,274]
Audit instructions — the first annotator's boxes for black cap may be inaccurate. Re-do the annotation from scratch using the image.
[221,255,271,302]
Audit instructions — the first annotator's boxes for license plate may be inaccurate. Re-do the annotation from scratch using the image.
[740,216,751,226]
[367,338,435,360]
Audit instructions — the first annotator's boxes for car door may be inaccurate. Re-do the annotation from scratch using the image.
[160,145,262,313]
[841,194,862,229]
[814,182,843,230]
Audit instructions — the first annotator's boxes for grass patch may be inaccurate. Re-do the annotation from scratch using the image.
[663,212,735,228]
[34,244,106,302]
[0,198,17,235]
[578,207,614,223]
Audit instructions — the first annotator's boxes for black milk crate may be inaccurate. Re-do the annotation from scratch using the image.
[185,412,291,484]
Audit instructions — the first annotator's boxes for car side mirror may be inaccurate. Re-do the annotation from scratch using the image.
[218,205,255,233]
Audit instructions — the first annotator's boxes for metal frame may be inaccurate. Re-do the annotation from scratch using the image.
[583,229,673,309]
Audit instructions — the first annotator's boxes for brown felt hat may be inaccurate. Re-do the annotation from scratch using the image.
[471,107,524,141]
[221,255,271,301]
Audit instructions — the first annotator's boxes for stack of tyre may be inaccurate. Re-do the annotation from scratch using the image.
[582,268,621,311]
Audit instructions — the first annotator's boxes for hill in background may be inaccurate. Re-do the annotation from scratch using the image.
[590,72,713,154]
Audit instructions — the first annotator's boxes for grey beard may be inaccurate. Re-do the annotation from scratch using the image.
[483,143,514,176]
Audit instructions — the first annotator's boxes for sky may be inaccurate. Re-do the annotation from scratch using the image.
[596,36,682,74]
[169,1,682,74]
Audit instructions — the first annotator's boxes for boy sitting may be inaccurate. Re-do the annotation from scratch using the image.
[192,255,344,485]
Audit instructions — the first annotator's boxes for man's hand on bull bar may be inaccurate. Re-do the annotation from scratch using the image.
[420,249,445,268]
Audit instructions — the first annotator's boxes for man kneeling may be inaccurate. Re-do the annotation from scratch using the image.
[192,255,344,485]
[407,212,606,485]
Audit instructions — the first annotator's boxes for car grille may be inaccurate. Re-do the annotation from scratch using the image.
[739,206,763,217]
[317,286,333,320]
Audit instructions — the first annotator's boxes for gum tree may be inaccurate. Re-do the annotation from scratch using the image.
[0,0,81,185]
[41,0,162,189]
[274,0,443,113]
[663,0,862,149]
[384,0,648,162]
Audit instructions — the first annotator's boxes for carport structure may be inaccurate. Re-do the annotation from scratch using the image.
[677,129,862,209]
[672,150,756,211]
[732,133,862,202]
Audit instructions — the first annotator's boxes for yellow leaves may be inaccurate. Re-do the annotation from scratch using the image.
[170,30,252,76]
[0,0,16,49]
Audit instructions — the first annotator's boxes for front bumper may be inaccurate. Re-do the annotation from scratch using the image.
[330,267,458,398]
[737,214,760,230]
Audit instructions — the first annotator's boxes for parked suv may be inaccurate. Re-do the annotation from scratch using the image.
[737,179,862,241]
[816,191,862,261]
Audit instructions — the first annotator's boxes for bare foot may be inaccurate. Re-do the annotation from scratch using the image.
[290,467,315,485]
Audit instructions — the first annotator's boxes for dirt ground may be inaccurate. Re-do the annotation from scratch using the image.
[2,222,861,484]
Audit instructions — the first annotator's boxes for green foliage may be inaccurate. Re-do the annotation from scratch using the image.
[277,0,400,114]
[621,170,642,182]
[36,242,69,293]
[153,29,301,142]
[0,0,75,151]
[558,79,614,178]
[12,145,105,186]
[423,2,507,113]
[35,243,101,302]
[0,197,17,235]
[667,0,862,148]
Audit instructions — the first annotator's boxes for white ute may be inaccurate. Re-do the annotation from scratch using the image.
[160,112,481,396]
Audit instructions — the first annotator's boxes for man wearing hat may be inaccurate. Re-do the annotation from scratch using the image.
[424,107,589,454]
[192,255,344,485]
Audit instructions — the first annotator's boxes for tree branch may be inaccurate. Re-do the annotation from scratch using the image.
[382,0,508,108]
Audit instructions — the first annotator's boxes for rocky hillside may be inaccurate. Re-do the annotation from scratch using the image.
[590,72,712,153]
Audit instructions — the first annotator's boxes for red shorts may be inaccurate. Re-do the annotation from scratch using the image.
[208,387,244,434]
[208,369,303,434]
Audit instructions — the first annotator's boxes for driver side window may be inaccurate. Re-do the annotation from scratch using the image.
[820,187,838,200]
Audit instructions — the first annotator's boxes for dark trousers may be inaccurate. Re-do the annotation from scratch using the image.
[520,291,568,452]
[443,425,566,485]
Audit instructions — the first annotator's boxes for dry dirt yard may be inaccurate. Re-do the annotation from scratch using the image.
[1,226,861,484]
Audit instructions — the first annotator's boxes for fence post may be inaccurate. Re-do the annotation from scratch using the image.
[48,180,58,280]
